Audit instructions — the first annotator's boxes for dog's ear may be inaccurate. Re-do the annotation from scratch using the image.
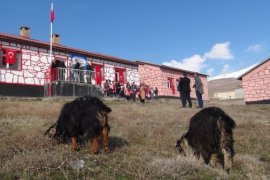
[48,127,56,137]
[45,123,56,137]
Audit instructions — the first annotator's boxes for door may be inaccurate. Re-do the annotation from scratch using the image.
[115,68,125,84]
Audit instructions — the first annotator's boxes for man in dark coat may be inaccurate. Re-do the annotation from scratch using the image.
[85,62,94,84]
[178,72,192,108]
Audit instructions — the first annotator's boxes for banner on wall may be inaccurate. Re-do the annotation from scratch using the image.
[70,54,88,69]
[116,68,125,83]
[169,78,175,94]
[95,64,102,85]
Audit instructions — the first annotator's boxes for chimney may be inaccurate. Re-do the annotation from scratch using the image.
[20,26,30,38]
[52,34,60,44]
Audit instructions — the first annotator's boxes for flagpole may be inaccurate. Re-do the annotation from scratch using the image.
[49,2,54,96]
[49,14,53,63]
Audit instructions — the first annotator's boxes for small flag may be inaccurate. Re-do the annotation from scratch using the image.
[6,49,17,64]
[50,3,55,23]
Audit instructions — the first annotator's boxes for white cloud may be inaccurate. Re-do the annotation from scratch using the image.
[204,42,234,60]
[221,64,230,74]
[206,68,214,76]
[162,41,234,73]
[162,54,204,72]
[246,44,262,53]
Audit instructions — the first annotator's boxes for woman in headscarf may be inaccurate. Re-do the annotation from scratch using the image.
[139,83,146,103]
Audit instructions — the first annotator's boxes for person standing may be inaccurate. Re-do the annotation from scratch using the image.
[104,80,109,97]
[85,62,93,84]
[150,87,154,100]
[131,82,137,102]
[177,77,183,104]
[115,81,121,98]
[179,72,192,108]
[193,73,204,108]
[154,87,158,100]
[139,83,146,103]
[74,61,81,82]
[125,82,132,101]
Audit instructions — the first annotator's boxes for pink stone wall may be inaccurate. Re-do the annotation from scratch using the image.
[242,60,270,103]
[138,64,209,100]
[0,42,56,86]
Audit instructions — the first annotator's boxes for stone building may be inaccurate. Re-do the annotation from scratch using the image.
[0,27,139,96]
[238,58,270,104]
[1,27,209,100]
[137,61,209,100]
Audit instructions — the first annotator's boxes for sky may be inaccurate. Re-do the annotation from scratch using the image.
[1,0,270,77]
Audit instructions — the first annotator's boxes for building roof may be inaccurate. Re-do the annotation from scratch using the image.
[238,58,270,80]
[0,33,137,66]
[136,60,208,77]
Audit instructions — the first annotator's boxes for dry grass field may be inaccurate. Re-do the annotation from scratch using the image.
[0,97,269,179]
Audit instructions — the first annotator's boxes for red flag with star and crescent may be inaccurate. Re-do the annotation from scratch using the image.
[50,3,55,23]
[5,49,16,64]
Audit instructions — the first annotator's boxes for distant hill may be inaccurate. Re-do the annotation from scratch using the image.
[207,64,257,98]
[208,78,242,98]
[208,64,257,81]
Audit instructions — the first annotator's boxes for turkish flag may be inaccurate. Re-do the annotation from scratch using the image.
[50,3,55,23]
[95,65,102,86]
[169,78,175,94]
[118,69,125,83]
[6,49,16,64]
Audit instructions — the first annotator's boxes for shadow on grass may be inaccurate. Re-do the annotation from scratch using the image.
[108,136,129,152]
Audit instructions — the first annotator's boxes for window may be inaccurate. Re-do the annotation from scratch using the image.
[175,81,179,89]
[167,79,171,88]
[0,48,21,70]
[115,68,125,83]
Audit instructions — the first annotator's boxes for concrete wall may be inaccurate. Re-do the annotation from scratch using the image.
[214,89,244,100]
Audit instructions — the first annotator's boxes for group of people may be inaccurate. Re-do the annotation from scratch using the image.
[70,61,93,83]
[51,60,94,84]
[134,83,159,103]
[177,72,204,109]
[103,80,158,103]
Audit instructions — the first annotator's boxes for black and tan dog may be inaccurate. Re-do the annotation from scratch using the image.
[45,96,112,154]
[176,107,236,172]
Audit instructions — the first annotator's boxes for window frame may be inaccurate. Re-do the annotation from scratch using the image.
[167,78,173,89]
[0,47,22,71]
